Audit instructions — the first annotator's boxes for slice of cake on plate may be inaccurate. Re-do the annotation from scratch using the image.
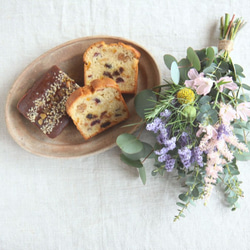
[83,41,140,94]
[66,78,129,140]
[17,65,79,138]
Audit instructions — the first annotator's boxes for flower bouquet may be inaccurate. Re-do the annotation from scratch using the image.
[116,14,249,220]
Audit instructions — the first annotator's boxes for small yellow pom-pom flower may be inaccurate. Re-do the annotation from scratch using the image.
[177,88,195,104]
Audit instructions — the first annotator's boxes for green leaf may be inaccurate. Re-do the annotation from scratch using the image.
[218,61,229,73]
[122,142,154,160]
[207,109,218,125]
[116,133,143,154]
[185,176,195,186]
[178,169,186,177]
[198,96,212,105]
[203,65,215,74]
[139,166,146,185]
[239,94,250,102]
[178,58,191,81]
[234,142,250,161]
[196,49,206,62]
[191,187,200,198]
[179,193,189,202]
[171,61,180,85]
[211,46,218,55]
[242,83,250,91]
[176,202,186,208]
[163,54,177,69]
[142,142,155,158]
[120,154,143,168]
[227,196,238,205]
[134,90,157,119]
[187,47,201,71]
[235,64,244,73]
[206,47,215,67]
[151,169,158,176]
[200,103,211,113]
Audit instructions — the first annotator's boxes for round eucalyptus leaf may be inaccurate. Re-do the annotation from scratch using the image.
[178,58,191,81]
[179,193,189,202]
[205,47,215,67]
[191,187,200,198]
[171,61,180,85]
[134,89,157,119]
[218,61,229,73]
[227,196,238,205]
[234,64,244,73]
[196,48,206,62]
[198,95,212,105]
[116,133,143,154]
[200,103,211,113]
[122,142,154,160]
[163,54,177,69]
[187,47,201,71]
[207,109,218,124]
[185,176,195,186]
[120,154,143,168]
[203,66,214,74]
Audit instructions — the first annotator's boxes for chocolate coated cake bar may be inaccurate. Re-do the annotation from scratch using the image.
[17,65,79,138]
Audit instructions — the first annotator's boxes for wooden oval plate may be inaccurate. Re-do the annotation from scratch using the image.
[5,36,160,158]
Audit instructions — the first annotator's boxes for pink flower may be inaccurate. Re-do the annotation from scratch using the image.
[184,68,213,95]
[217,76,238,92]
[236,102,250,121]
[219,103,237,125]
[194,77,213,95]
[184,68,204,89]
[196,125,217,139]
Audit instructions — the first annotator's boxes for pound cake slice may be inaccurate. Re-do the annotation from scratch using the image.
[83,41,141,94]
[66,78,129,140]
[17,65,80,138]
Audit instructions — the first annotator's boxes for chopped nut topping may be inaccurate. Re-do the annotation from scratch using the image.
[26,70,79,135]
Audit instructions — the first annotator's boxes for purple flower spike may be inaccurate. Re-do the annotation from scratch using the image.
[217,124,232,140]
[178,146,192,169]
[164,154,176,172]
[179,132,191,147]
[146,117,162,133]
[191,147,204,167]
[160,109,172,119]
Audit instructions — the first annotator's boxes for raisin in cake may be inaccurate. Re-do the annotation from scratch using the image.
[17,65,79,138]
[66,78,129,140]
[83,41,140,94]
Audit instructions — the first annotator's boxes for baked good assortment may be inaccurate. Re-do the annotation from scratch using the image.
[17,41,139,140]
[17,65,79,138]
[83,41,140,94]
[66,78,129,140]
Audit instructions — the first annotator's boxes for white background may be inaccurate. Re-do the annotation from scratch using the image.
[1,0,250,249]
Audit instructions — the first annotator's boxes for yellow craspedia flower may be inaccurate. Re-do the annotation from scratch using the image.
[177,88,195,104]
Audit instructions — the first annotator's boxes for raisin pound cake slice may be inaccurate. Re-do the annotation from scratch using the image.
[66,78,129,140]
[83,41,141,94]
